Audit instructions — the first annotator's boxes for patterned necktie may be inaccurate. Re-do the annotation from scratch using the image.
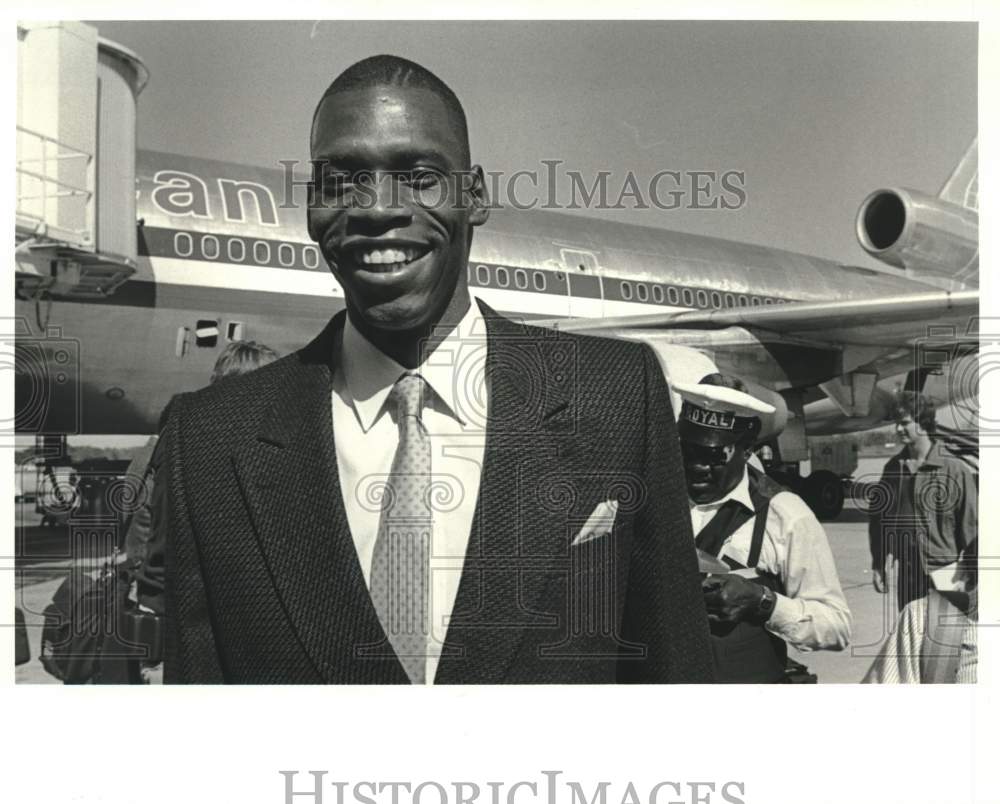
[369,372,432,684]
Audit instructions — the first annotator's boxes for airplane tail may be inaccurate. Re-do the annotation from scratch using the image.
[938,137,978,211]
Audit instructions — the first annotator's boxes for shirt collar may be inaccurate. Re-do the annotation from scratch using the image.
[689,468,754,513]
[921,440,946,467]
[340,301,485,432]
[901,440,945,470]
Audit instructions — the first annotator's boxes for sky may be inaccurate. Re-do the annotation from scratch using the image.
[93,20,977,268]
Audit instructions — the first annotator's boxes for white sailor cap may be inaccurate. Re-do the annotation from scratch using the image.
[674,373,776,447]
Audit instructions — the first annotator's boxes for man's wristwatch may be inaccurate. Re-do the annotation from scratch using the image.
[755,586,777,624]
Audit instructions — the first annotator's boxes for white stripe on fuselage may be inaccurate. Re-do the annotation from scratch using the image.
[149,255,690,318]
[151,256,344,298]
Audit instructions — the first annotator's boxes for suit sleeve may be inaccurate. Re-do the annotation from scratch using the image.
[159,396,226,683]
[618,345,714,683]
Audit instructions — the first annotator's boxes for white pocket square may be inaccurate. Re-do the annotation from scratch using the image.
[572,500,619,546]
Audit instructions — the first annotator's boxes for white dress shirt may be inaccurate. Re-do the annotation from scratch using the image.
[689,469,852,651]
[331,301,488,683]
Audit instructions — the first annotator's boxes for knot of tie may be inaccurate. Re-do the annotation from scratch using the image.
[389,372,427,422]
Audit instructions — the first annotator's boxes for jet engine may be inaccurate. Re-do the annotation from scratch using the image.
[856,187,978,289]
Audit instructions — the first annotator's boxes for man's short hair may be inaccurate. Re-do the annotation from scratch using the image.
[211,341,280,385]
[700,372,747,394]
[892,390,937,434]
[311,54,470,164]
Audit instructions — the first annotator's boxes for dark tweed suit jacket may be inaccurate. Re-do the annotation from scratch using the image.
[160,300,713,683]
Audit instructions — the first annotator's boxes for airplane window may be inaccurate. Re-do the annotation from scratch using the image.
[196,319,219,348]
[636,283,648,302]
[738,294,749,307]
[476,265,490,285]
[227,321,245,341]
[302,246,320,270]
[227,238,246,262]
[278,243,295,267]
[533,272,546,291]
[253,240,271,264]
[201,235,219,260]
[681,288,693,306]
[696,290,708,308]
[514,269,528,290]
[652,285,664,304]
[667,287,679,305]
[174,232,193,258]
[711,291,722,309]
[751,296,762,306]
[764,297,774,305]
[496,267,510,288]
[724,293,735,308]
[621,281,633,301]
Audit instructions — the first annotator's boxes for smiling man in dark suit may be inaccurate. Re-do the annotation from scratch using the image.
[159,54,712,684]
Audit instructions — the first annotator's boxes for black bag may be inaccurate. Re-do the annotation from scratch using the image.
[15,607,30,666]
[39,566,134,684]
[783,657,818,684]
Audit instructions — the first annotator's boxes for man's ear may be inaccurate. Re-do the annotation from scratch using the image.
[743,421,762,458]
[307,205,320,243]
[467,165,491,226]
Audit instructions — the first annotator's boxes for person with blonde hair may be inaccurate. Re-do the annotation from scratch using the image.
[209,340,280,385]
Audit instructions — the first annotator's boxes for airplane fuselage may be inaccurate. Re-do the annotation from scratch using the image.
[14,150,941,435]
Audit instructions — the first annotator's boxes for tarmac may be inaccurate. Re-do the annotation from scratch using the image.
[788,502,899,683]
[13,495,913,685]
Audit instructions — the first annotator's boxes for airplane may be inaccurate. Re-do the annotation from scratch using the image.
[13,136,978,519]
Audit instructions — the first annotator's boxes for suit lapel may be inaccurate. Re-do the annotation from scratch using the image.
[232,302,583,684]
[435,302,579,683]
[234,314,407,684]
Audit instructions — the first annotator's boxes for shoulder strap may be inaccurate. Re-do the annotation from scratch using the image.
[748,464,786,500]
[747,497,770,569]
[695,500,755,557]
[747,467,779,569]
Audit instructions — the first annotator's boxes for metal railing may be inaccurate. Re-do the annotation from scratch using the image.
[16,125,94,246]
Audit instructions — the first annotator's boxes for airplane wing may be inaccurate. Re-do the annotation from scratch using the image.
[541,289,979,350]
[536,288,980,445]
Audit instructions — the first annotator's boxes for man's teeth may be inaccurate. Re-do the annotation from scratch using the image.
[360,247,417,265]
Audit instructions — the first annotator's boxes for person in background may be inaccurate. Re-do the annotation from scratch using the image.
[868,391,977,612]
[676,373,851,683]
[863,538,977,683]
[209,340,281,385]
